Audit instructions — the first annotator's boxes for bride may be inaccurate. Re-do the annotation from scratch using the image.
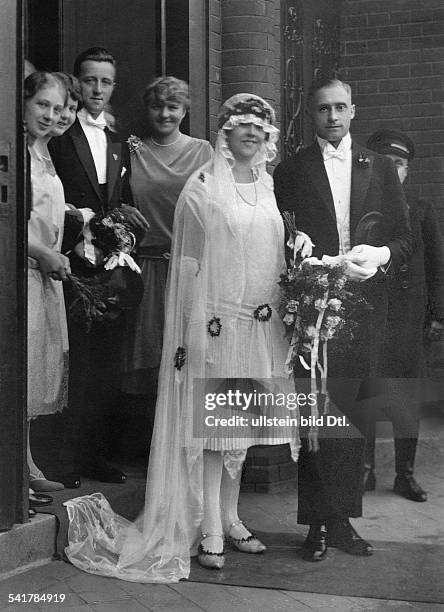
[65,93,308,582]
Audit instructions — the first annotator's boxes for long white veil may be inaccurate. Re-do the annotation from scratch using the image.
[64,94,298,583]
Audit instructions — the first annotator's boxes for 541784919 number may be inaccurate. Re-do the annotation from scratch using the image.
[8,593,66,603]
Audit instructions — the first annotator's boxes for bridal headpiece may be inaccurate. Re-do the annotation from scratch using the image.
[217,93,279,163]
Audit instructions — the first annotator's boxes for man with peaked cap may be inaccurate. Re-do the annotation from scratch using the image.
[365,129,444,501]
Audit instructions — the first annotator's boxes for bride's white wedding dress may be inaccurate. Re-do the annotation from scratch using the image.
[64,117,299,583]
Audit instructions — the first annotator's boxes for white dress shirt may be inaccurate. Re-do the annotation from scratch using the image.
[77,108,108,185]
[317,132,352,255]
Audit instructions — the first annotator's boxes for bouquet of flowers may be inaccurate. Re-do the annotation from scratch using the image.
[67,209,143,332]
[279,212,370,450]
[88,209,140,271]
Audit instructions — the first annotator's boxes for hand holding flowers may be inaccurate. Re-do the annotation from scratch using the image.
[67,208,143,331]
[279,212,371,452]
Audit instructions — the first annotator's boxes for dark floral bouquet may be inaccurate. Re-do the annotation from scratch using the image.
[88,208,139,267]
[67,209,143,332]
[279,212,370,450]
[279,258,369,370]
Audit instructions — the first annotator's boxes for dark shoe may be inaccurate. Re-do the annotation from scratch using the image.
[327,520,373,556]
[29,492,53,507]
[394,474,427,502]
[301,524,327,562]
[363,467,376,492]
[80,459,127,484]
[61,472,81,489]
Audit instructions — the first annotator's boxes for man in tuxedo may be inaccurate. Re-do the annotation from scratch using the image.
[274,77,413,561]
[49,47,148,485]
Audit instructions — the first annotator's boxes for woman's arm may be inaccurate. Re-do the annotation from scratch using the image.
[28,234,71,281]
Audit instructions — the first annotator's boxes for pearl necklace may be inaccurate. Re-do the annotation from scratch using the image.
[150,133,182,147]
[235,171,258,207]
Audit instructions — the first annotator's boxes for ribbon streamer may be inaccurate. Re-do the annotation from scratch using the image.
[104,252,142,273]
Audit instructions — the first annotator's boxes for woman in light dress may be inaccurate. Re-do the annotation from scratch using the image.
[26,72,80,496]
[65,94,303,582]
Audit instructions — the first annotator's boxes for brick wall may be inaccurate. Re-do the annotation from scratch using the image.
[209,0,222,144]
[221,0,275,101]
[340,0,444,211]
[209,0,281,157]
[271,0,282,162]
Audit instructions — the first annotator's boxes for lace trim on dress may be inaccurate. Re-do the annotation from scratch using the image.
[28,351,69,419]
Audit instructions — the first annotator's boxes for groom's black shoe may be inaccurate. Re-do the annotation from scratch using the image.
[301,524,327,562]
[327,519,373,556]
[394,474,427,502]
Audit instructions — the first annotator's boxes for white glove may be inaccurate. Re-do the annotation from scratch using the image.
[64,204,95,227]
[344,260,377,280]
[294,231,315,259]
[78,208,95,226]
[321,254,345,267]
[347,244,391,269]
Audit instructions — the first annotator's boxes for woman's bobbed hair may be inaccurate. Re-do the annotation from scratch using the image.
[52,72,82,104]
[24,71,67,103]
[142,76,190,111]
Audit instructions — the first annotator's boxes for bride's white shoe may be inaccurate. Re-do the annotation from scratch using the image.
[197,533,225,569]
[226,520,266,554]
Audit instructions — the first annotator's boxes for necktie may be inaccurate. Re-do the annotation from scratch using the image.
[85,116,106,130]
[323,146,346,161]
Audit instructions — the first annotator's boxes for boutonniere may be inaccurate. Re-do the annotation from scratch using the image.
[112,153,118,161]
[356,152,370,167]
[127,134,143,154]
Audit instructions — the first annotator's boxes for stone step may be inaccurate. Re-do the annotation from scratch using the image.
[0,470,146,580]
[0,514,55,578]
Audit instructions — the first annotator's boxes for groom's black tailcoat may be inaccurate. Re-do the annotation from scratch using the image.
[48,119,132,468]
[48,117,131,217]
[274,140,413,524]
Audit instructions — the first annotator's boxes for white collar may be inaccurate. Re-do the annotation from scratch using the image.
[78,108,107,129]
[317,132,352,155]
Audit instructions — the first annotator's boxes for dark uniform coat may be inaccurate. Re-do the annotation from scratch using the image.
[377,198,444,438]
[384,198,444,376]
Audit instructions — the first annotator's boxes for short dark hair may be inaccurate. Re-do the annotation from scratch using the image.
[52,72,82,103]
[24,71,67,103]
[73,47,116,77]
[307,77,352,108]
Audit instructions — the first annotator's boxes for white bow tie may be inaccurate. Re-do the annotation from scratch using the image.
[85,116,107,130]
[323,146,346,161]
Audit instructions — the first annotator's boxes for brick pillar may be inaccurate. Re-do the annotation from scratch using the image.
[221,1,295,492]
[221,0,275,104]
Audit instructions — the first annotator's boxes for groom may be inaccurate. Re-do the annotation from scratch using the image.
[274,77,414,561]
